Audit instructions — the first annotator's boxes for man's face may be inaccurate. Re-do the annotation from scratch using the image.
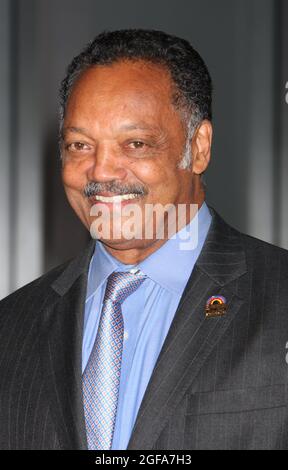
[61,60,203,255]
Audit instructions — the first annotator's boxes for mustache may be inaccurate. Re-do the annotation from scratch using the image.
[83,181,148,198]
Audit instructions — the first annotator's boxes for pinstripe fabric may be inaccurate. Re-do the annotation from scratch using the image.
[0,207,288,449]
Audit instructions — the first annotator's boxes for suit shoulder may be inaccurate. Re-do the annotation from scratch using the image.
[0,258,71,311]
[211,208,288,268]
[240,231,288,262]
[0,239,95,320]
[237,231,288,286]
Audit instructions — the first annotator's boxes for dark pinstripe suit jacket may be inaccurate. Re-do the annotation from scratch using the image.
[1,208,288,450]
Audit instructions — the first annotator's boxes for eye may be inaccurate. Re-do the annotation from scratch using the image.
[128,141,146,149]
[65,142,91,152]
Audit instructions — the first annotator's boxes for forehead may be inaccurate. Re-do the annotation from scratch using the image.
[64,60,177,126]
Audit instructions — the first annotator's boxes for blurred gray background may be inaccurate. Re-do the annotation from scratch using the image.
[0,0,287,299]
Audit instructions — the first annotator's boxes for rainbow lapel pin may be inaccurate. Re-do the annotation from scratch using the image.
[206,295,227,318]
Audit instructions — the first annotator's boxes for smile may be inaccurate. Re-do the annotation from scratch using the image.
[94,194,140,203]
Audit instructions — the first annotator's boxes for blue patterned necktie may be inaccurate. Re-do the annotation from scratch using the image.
[82,270,146,450]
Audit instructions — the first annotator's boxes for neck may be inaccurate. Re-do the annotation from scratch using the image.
[101,197,205,265]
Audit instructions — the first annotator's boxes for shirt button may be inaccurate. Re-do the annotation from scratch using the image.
[124,331,129,341]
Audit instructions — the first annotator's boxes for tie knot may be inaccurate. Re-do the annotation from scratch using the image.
[104,271,146,305]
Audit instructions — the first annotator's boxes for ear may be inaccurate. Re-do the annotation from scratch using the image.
[191,120,213,175]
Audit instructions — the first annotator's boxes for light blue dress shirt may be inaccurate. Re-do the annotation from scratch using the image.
[82,202,212,450]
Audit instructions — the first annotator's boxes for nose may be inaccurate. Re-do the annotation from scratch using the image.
[87,143,127,182]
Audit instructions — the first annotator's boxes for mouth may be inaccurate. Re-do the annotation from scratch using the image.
[94,193,140,203]
[88,192,142,207]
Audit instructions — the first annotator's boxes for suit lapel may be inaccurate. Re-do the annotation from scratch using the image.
[39,240,95,450]
[128,208,247,449]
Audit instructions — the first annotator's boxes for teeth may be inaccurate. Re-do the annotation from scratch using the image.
[94,194,139,202]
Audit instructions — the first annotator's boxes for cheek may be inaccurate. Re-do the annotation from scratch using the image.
[62,163,87,190]
[129,159,173,186]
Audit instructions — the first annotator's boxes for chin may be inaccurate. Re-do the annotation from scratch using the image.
[99,237,156,252]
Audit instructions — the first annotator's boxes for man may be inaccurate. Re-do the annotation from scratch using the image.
[0,29,287,450]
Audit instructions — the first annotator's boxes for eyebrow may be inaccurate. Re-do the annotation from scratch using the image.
[61,126,91,138]
[118,123,159,132]
[62,123,159,137]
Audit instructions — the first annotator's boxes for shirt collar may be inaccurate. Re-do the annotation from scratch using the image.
[86,236,138,300]
[86,202,212,298]
[137,202,211,294]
